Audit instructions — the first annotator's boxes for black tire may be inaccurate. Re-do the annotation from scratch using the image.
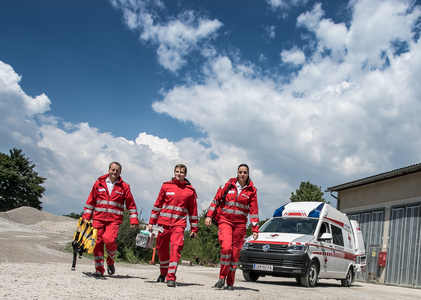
[341,268,353,287]
[295,277,301,284]
[300,260,318,287]
[243,271,260,282]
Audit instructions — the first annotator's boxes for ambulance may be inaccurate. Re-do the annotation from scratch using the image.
[238,202,366,287]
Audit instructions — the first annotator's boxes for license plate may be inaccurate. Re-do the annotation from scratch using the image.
[253,264,273,271]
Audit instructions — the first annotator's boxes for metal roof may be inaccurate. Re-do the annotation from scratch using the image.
[325,163,421,192]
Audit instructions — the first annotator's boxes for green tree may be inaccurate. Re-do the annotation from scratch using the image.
[0,148,46,212]
[246,218,270,237]
[290,181,329,203]
[63,212,83,219]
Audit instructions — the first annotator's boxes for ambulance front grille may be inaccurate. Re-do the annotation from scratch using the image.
[248,243,288,251]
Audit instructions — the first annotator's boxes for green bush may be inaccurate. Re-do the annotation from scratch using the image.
[180,210,220,264]
[116,209,153,263]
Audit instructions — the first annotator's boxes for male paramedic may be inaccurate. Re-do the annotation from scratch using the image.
[82,162,139,277]
[147,164,199,287]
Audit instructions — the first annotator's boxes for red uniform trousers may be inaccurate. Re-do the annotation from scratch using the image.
[92,220,119,274]
[218,221,247,286]
[156,225,185,281]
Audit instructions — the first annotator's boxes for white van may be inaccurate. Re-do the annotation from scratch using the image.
[239,202,366,287]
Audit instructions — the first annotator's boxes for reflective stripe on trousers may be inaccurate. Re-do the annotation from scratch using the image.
[92,220,120,274]
[156,225,185,281]
[217,221,247,286]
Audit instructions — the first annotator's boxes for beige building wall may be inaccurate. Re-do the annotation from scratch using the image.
[338,172,421,210]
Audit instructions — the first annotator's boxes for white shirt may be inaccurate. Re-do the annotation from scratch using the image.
[106,177,119,196]
[236,181,245,197]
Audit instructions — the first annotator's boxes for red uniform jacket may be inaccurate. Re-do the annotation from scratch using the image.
[149,178,199,233]
[82,174,139,225]
[207,178,259,232]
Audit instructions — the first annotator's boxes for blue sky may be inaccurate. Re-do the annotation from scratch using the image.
[1,0,421,221]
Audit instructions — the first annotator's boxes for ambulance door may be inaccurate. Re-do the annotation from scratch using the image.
[317,222,338,278]
[331,224,349,277]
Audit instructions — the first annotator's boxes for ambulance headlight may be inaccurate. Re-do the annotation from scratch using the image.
[242,241,250,250]
[287,244,308,254]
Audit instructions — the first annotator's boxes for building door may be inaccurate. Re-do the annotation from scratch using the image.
[350,210,384,282]
[386,205,420,287]
[367,211,383,283]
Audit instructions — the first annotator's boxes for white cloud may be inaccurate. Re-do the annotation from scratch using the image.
[267,0,309,10]
[0,61,51,117]
[135,132,179,159]
[152,0,421,195]
[280,46,306,64]
[297,3,324,30]
[110,0,222,73]
[0,60,283,219]
[264,25,276,39]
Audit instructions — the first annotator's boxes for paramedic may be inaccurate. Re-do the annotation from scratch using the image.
[205,164,259,291]
[82,162,139,277]
[146,164,199,287]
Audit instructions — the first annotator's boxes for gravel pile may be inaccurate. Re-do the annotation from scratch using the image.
[0,206,76,232]
[1,206,73,225]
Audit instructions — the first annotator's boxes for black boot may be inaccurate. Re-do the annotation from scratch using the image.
[214,278,225,288]
[157,275,166,282]
[107,264,115,276]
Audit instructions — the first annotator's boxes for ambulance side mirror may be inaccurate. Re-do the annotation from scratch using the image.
[318,233,332,241]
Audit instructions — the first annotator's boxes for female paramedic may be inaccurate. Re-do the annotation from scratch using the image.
[205,164,259,291]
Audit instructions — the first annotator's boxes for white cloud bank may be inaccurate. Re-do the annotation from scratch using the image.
[152,0,421,199]
[2,0,421,221]
[110,0,223,73]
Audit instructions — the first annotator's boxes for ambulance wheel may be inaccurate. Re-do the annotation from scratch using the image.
[341,268,353,287]
[295,277,301,284]
[243,271,260,282]
[300,260,318,287]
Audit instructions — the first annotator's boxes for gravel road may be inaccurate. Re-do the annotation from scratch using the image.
[0,207,420,300]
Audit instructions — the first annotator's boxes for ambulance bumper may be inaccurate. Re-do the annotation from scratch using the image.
[238,250,311,276]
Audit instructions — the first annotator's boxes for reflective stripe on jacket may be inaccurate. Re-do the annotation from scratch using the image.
[207,178,259,232]
[149,178,199,233]
[82,174,139,225]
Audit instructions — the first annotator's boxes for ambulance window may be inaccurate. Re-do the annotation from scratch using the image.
[331,225,344,246]
[318,222,330,238]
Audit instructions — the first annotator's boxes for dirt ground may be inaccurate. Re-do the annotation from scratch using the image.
[0,207,420,300]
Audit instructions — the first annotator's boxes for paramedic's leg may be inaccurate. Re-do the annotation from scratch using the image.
[226,224,247,286]
[102,222,120,269]
[156,225,171,278]
[218,222,234,279]
[92,220,106,274]
[167,225,185,282]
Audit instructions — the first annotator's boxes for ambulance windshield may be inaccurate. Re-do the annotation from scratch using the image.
[260,218,318,235]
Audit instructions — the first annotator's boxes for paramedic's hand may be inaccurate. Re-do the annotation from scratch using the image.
[131,224,139,229]
[82,218,89,224]
[252,232,258,240]
[190,232,197,239]
[205,217,212,227]
[146,224,153,232]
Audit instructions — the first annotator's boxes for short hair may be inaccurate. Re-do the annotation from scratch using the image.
[174,164,187,175]
[109,162,122,171]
